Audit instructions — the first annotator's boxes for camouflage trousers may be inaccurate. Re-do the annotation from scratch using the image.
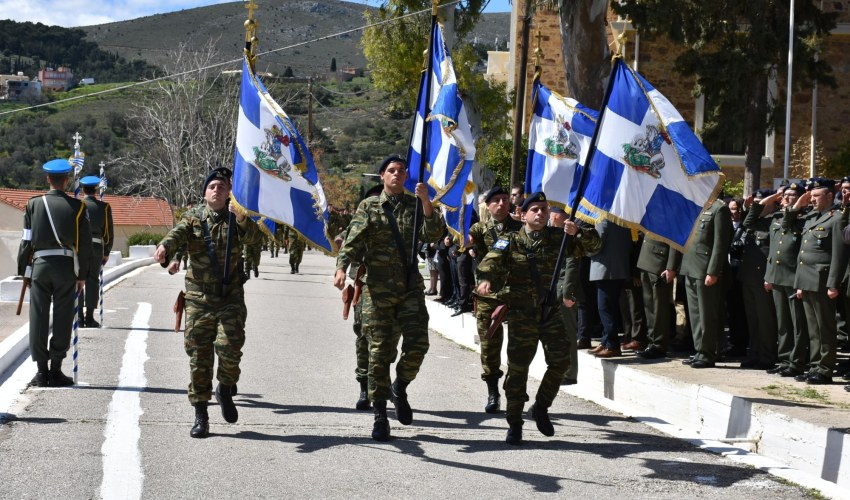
[475,297,504,381]
[352,298,369,382]
[504,307,570,425]
[183,289,247,404]
[361,285,430,401]
[289,240,305,265]
[244,246,261,272]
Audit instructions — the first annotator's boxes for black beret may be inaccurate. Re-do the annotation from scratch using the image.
[377,155,407,175]
[364,184,383,199]
[203,167,232,192]
[483,185,508,203]
[841,176,850,184]
[808,177,835,192]
[752,189,773,199]
[784,182,802,193]
[520,191,547,211]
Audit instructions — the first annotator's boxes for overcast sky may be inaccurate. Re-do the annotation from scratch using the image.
[0,0,511,28]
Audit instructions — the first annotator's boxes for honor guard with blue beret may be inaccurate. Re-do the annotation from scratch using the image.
[77,175,114,328]
[18,159,93,387]
[475,192,602,445]
[468,185,522,414]
[155,166,262,438]
[788,178,850,384]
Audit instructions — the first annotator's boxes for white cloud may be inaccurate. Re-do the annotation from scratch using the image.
[0,0,235,27]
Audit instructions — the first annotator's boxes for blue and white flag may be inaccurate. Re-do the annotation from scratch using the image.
[406,21,477,242]
[580,59,724,250]
[98,163,107,199]
[70,152,84,197]
[525,77,599,222]
[231,57,333,253]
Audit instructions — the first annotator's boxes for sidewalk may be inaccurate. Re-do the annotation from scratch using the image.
[426,298,850,498]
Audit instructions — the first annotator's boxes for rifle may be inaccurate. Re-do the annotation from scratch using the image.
[173,291,186,332]
[16,254,32,316]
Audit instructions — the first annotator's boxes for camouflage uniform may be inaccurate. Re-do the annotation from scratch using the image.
[476,225,601,425]
[243,240,262,278]
[289,232,306,272]
[470,215,522,382]
[336,191,445,402]
[158,205,261,404]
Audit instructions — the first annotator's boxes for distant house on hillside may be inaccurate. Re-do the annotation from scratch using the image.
[38,66,74,91]
[0,72,41,101]
[0,188,174,279]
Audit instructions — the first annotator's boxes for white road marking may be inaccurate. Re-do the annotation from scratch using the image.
[99,302,151,500]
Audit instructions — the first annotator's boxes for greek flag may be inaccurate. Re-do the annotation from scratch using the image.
[98,163,107,199]
[70,153,84,197]
[231,57,333,253]
[406,21,476,242]
[580,59,724,250]
[525,77,599,222]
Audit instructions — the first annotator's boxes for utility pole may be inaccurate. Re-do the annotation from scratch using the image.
[510,1,532,192]
[307,77,314,146]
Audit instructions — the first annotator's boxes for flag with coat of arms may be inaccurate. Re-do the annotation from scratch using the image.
[406,20,476,243]
[579,59,724,250]
[231,57,333,253]
[525,76,599,222]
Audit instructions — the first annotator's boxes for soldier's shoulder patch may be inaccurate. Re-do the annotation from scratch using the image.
[493,239,509,250]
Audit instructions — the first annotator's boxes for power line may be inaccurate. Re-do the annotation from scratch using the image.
[0,1,460,117]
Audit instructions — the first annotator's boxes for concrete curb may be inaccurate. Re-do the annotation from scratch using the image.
[426,300,850,499]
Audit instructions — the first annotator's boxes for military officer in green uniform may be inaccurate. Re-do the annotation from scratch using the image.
[750,184,808,376]
[476,192,601,445]
[635,237,681,359]
[739,189,779,369]
[78,175,114,328]
[469,185,522,413]
[334,155,445,442]
[680,198,733,368]
[155,167,261,438]
[18,158,93,387]
[789,178,849,384]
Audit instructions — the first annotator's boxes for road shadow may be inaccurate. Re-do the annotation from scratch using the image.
[0,414,66,425]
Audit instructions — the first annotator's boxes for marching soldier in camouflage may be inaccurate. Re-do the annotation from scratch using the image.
[469,185,522,413]
[243,239,262,279]
[289,231,306,273]
[155,167,261,438]
[78,176,114,328]
[476,192,601,445]
[751,184,808,376]
[18,159,93,387]
[789,179,849,384]
[334,155,446,442]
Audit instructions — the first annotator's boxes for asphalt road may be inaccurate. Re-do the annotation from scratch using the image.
[0,252,812,499]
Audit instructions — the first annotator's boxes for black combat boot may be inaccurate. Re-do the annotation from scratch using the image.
[356,379,370,410]
[506,421,523,445]
[85,312,101,328]
[529,401,555,437]
[372,400,390,441]
[291,264,296,274]
[190,402,210,438]
[215,383,239,423]
[295,263,300,274]
[390,379,413,425]
[48,359,74,387]
[253,267,259,278]
[30,361,49,387]
[485,378,501,414]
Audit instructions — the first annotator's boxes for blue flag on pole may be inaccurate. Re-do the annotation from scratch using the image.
[231,57,333,253]
[406,21,477,242]
[525,77,599,222]
[579,59,724,250]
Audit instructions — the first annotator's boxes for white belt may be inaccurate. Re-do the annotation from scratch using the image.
[33,249,74,259]
[92,237,103,244]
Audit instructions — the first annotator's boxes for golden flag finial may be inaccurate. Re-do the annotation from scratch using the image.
[533,29,543,68]
[244,0,260,63]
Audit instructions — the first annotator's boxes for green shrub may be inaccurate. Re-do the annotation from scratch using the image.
[127,232,164,247]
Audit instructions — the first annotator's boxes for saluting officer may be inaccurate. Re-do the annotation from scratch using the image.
[18,159,93,387]
[468,185,522,414]
[155,167,262,438]
[790,178,849,384]
[334,155,446,442]
[476,192,601,445]
[750,184,808,377]
[78,175,114,328]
